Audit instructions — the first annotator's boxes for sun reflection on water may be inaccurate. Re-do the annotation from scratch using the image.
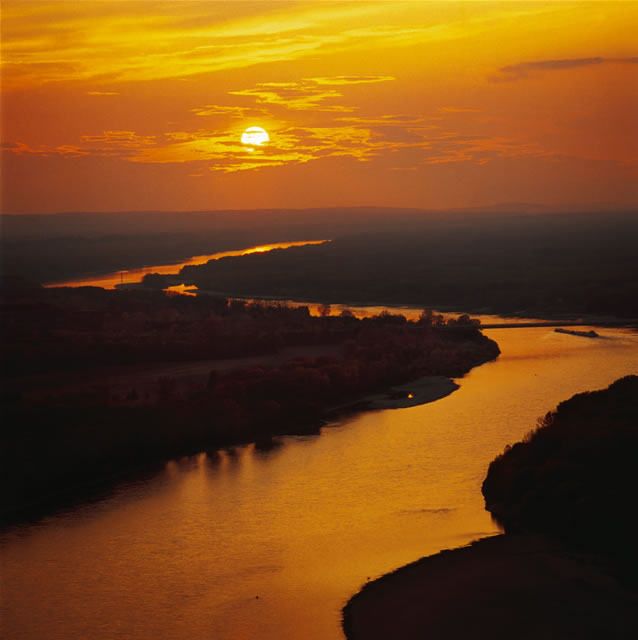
[46,240,329,290]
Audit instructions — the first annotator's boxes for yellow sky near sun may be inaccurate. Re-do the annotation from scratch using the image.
[1,1,637,212]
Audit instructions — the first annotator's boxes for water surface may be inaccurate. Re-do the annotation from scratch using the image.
[46,240,328,290]
[2,323,636,640]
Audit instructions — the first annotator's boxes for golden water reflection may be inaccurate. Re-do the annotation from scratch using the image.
[1,325,636,640]
[46,240,328,290]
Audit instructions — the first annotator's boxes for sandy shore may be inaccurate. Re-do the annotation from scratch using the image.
[343,533,638,639]
[358,376,459,411]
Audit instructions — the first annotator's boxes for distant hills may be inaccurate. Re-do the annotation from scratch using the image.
[2,204,633,238]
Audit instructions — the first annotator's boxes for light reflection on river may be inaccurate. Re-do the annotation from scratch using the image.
[45,240,328,290]
[1,324,637,640]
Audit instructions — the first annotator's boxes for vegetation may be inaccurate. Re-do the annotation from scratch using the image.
[1,285,499,525]
[482,375,638,582]
[342,377,638,640]
[179,211,638,317]
[3,209,637,318]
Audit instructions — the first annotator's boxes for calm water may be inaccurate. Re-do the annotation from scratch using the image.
[46,240,328,290]
[2,324,637,640]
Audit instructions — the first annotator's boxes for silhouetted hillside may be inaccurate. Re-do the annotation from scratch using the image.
[483,375,638,580]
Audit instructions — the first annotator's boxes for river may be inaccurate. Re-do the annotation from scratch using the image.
[2,319,637,640]
[45,240,328,290]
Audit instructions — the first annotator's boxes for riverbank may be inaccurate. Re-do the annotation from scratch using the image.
[343,376,638,639]
[1,285,500,526]
[158,286,638,329]
[4,319,636,640]
[343,533,638,640]
[2,374,461,527]
[0,372,470,529]
[44,240,329,289]
[356,376,459,411]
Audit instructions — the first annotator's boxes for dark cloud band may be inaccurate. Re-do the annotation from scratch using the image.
[492,56,638,81]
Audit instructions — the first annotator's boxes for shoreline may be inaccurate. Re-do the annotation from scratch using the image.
[343,376,638,639]
[2,283,501,529]
[42,240,330,288]
[1,375,462,530]
[343,533,638,640]
[336,376,459,413]
[182,287,632,324]
[43,276,633,326]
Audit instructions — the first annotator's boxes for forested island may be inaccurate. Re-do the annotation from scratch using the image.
[343,376,638,639]
[174,210,638,318]
[0,284,499,525]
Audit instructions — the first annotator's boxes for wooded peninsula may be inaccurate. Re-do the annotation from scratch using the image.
[1,284,499,525]
[343,376,638,639]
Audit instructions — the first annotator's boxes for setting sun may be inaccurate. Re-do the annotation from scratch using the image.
[2,3,637,640]
[2,1,636,211]
[241,126,270,146]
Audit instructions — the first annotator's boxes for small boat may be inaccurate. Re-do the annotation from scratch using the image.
[554,328,600,338]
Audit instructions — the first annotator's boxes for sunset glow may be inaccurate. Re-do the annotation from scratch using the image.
[2,1,636,213]
[3,4,638,640]
[241,127,270,146]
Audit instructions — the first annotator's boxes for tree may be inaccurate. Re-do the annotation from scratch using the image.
[318,303,331,317]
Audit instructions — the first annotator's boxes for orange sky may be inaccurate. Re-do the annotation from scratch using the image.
[2,1,637,213]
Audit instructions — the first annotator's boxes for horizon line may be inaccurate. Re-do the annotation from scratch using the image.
[2,203,637,217]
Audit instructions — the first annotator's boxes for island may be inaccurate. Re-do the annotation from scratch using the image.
[343,375,638,639]
[0,284,499,525]
[554,327,600,338]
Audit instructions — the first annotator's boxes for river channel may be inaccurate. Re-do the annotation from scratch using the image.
[2,313,637,639]
[45,240,328,290]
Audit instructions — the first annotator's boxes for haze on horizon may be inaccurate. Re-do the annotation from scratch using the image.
[1,1,637,215]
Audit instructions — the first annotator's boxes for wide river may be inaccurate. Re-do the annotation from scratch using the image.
[2,316,637,639]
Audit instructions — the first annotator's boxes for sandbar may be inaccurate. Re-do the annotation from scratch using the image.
[361,375,459,411]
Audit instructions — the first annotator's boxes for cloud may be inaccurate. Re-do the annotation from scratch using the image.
[2,2,555,88]
[336,115,435,126]
[439,107,481,113]
[86,91,119,96]
[8,101,559,175]
[306,75,395,86]
[81,130,156,148]
[229,81,351,112]
[7,130,158,160]
[8,141,90,158]
[0,2,383,87]
[191,105,267,118]
[420,136,558,165]
[127,125,380,172]
[491,56,638,81]
[228,75,394,112]
[7,125,559,175]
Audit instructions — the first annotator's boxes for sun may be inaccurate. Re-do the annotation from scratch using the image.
[241,126,269,146]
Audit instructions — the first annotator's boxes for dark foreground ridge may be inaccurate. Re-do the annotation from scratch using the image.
[0,285,499,526]
[483,375,638,574]
[343,376,638,639]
